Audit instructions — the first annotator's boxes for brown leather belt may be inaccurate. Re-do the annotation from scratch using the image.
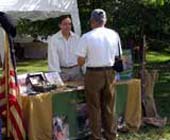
[87,66,113,71]
[61,65,78,69]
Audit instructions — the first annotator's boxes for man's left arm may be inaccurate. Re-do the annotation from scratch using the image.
[75,35,87,66]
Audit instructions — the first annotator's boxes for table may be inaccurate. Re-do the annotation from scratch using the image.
[21,79,141,140]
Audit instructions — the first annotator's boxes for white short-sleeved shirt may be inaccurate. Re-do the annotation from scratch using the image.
[48,31,79,72]
[76,27,122,67]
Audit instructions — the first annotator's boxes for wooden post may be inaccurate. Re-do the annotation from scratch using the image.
[141,35,146,98]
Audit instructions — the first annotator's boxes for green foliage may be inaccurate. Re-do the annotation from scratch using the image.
[17,18,60,37]
[143,0,165,6]
[111,0,170,50]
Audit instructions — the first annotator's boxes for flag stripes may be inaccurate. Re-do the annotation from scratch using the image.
[0,31,26,140]
[9,107,25,140]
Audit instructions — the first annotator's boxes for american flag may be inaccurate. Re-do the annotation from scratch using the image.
[0,31,26,140]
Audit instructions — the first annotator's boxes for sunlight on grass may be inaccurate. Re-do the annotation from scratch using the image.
[147,51,170,63]
[16,59,48,74]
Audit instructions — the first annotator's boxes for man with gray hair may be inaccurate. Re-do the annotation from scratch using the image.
[76,9,122,140]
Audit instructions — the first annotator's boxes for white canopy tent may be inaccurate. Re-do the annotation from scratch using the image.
[0,0,81,35]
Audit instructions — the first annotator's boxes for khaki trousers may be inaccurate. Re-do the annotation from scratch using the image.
[85,69,117,140]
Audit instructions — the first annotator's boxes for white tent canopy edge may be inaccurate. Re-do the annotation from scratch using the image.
[0,0,81,35]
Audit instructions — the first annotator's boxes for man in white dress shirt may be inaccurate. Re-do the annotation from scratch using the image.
[76,9,122,140]
[48,15,82,81]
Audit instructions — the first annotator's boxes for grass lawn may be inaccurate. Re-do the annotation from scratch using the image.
[16,59,48,74]
[14,51,170,140]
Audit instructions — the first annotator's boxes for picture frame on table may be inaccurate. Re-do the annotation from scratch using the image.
[44,71,64,86]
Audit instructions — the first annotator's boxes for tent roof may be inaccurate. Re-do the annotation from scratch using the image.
[0,0,81,35]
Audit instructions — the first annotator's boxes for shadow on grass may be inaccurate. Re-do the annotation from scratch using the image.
[155,92,170,118]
